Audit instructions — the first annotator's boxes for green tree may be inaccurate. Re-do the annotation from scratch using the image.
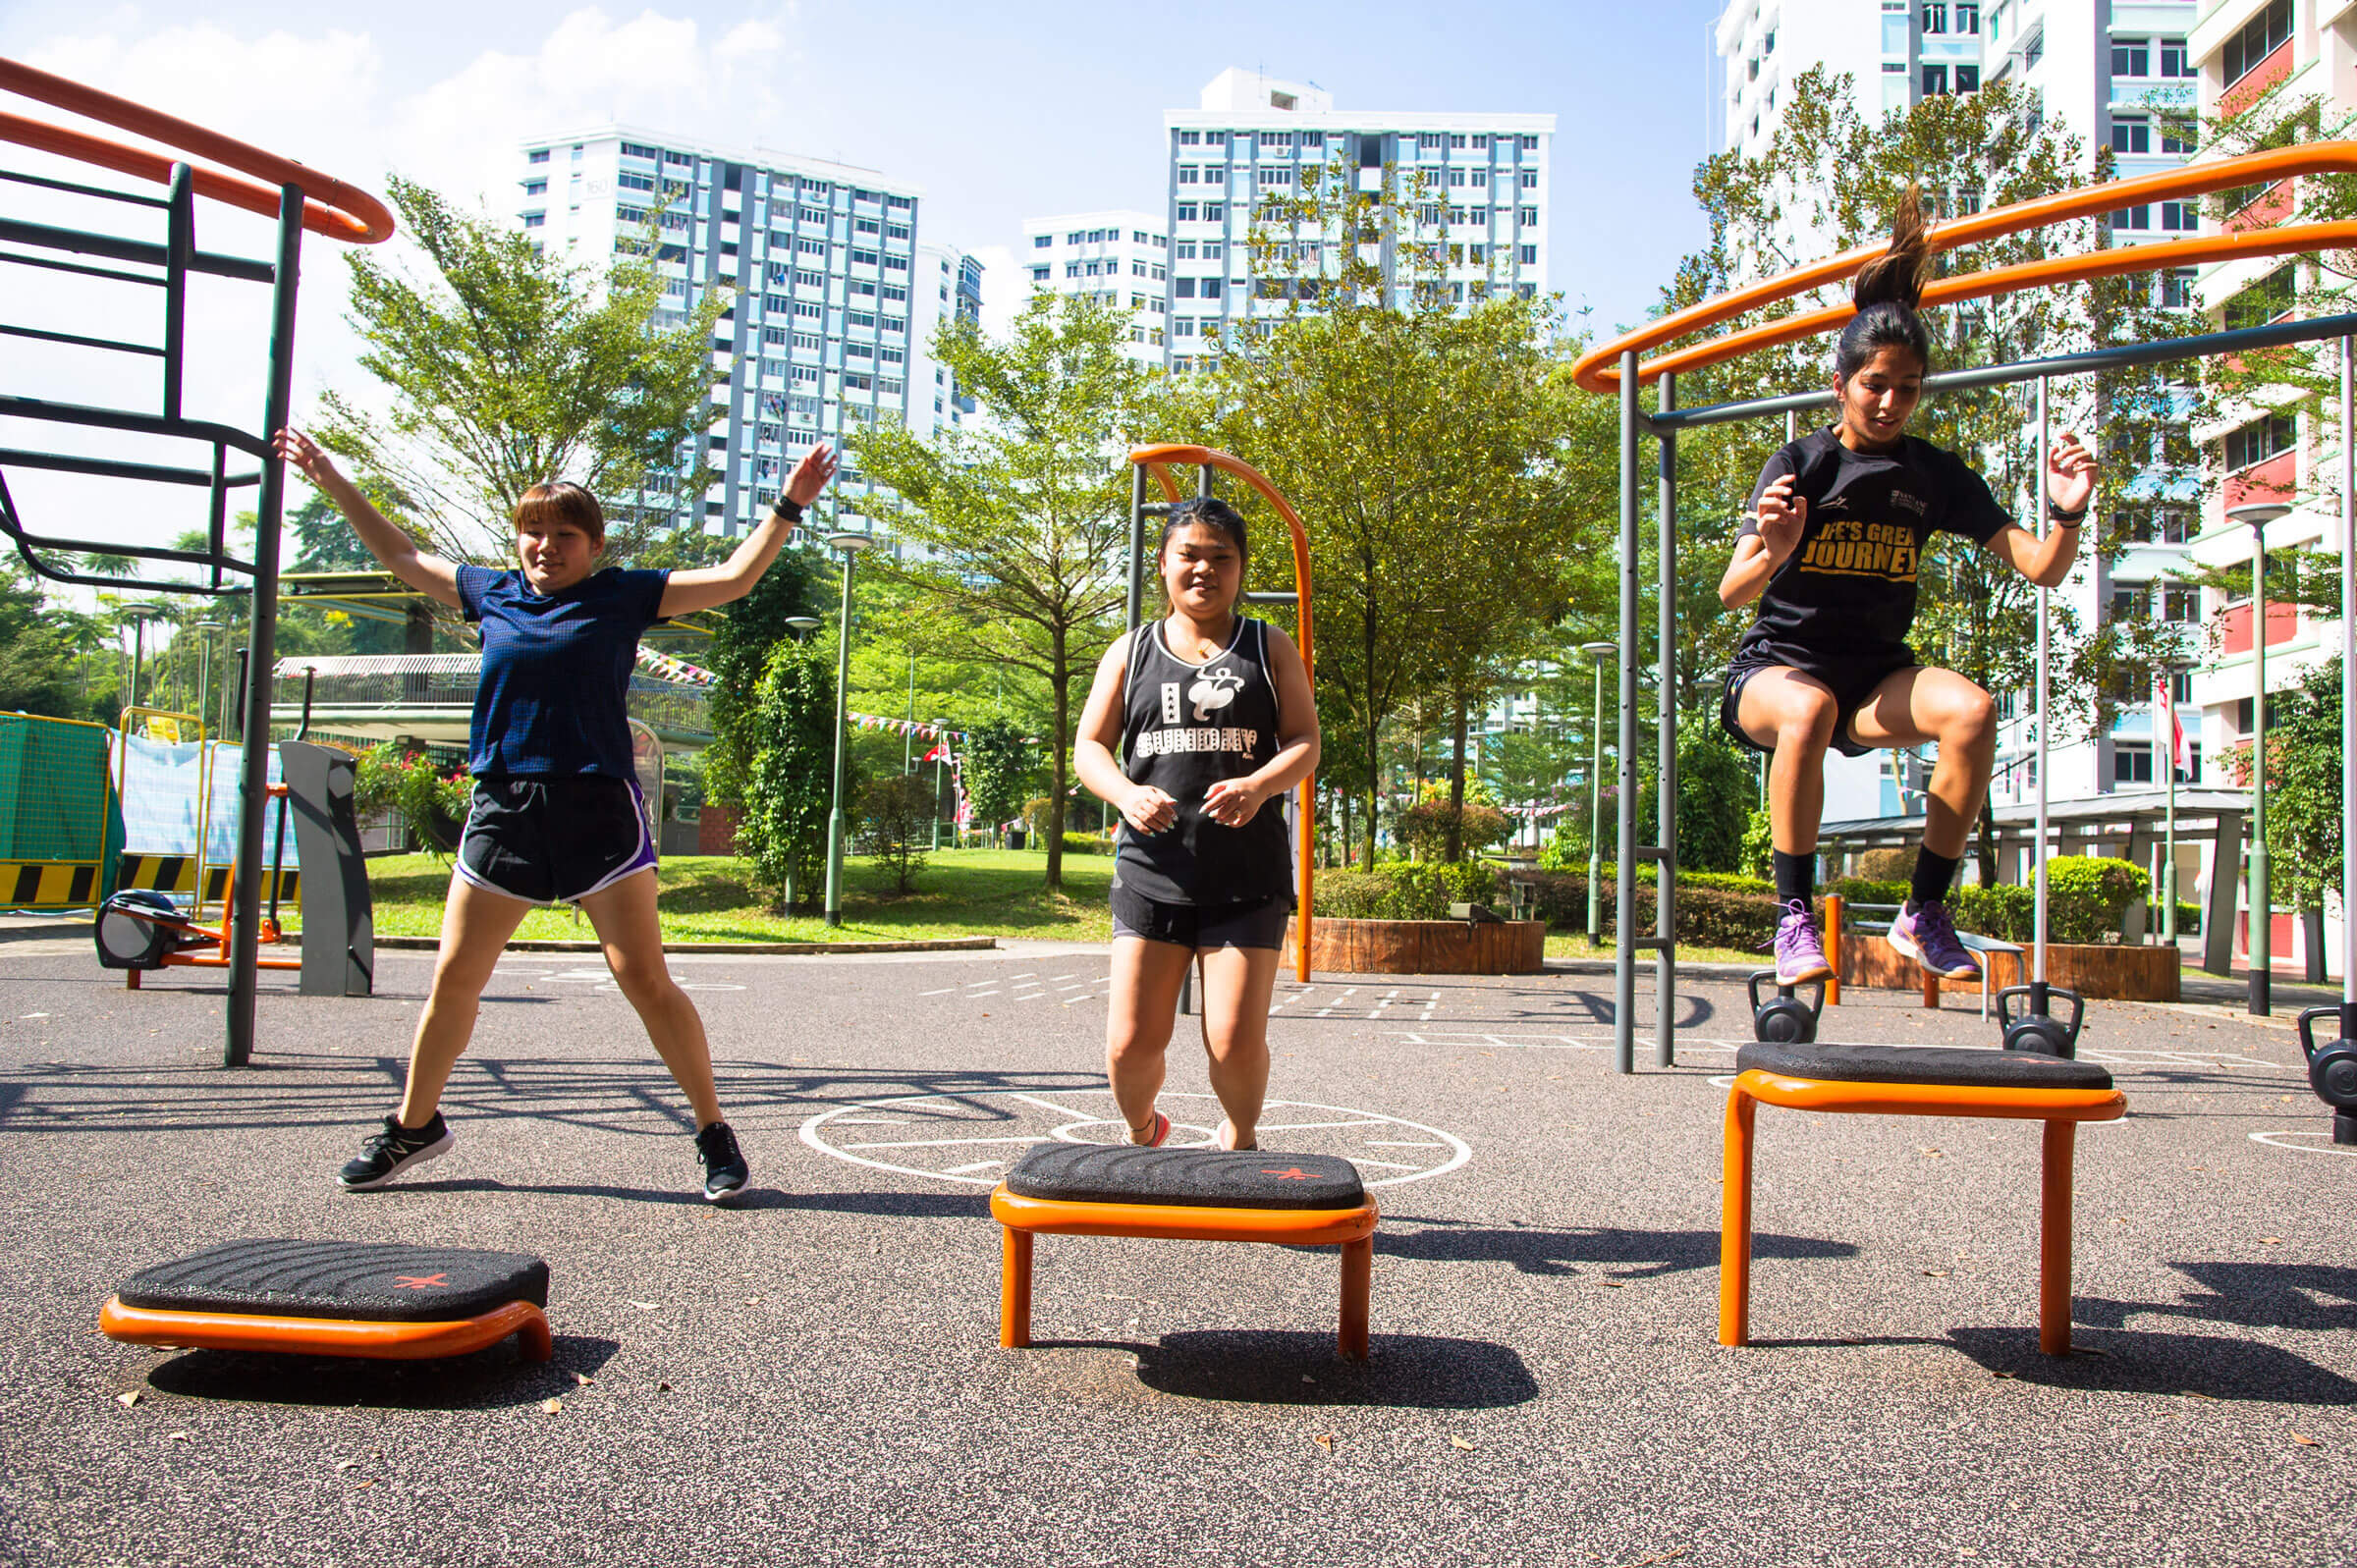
[1198,153,1614,865]
[2255,661,2343,920]
[855,772,935,893]
[959,719,1035,840]
[738,636,835,911]
[316,175,728,566]
[702,544,832,812]
[0,561,87,718]
[852,294,1159,891]
[1675,721,1754,873]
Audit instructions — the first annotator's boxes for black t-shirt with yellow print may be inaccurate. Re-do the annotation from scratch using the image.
[1733,426,2015,668]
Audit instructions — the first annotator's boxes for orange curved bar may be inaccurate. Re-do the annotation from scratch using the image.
[990,1187,1378,1247]
[99,1296,554,1362]
[1573,139,2357,393]
[1735,1068,2126,1122]
[0,60,392,244]
[1129,444,1318,982]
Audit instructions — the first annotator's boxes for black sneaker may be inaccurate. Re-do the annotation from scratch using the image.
[339,1112,455,1191]
[695,1121,749,1205]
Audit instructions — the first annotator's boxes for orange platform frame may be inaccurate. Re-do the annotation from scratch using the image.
[1128,445,1318,982]
[1720,1070,2126,1356]
[990,1186,1377,1360]
[99,1295,553,1363]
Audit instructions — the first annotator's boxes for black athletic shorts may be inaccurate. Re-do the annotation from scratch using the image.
[1720,648,1919,760]
[1110,883,1293,952]
[456,776,655,905]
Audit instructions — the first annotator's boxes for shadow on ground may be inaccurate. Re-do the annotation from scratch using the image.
[142,1334,620,1410]
[1376,1217,1855,1277]
[1947,1325,2357,1406]
[1012,1329,1539,1409]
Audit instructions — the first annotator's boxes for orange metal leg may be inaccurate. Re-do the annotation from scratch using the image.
[2039,1119,2075,1356]
[516,1305,553,1363]
[1823,895,1843,1006]
[1922,969,1940,1009]
[1719,1087,1758,1346]
[1339,1236,1372,1361]
[1000,1227,1033,1349]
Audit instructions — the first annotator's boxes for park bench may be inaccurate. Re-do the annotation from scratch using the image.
[1840,899,2023,1018]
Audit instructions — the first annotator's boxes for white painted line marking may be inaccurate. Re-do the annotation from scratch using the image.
[2251,1129,2357,1157]
[918,988,956,997]
[1012,1092,1098,1120]
[967,990,1000,999]
[1255,1118,1388,1132]
[845,1135,1044,1151]
[1366,1140,1445,1148]
[1354,1159,1419,1170]
[1051,974,1080,982]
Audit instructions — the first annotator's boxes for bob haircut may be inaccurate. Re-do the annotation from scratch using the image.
[512,481,606,545]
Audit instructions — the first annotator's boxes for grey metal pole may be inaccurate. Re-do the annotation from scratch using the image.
[2163,668,2178,948]
[1616,349,1639,1074]
[2342,336,2354,1007]
[2251,507,2271,1014]
[2034,377,2050,991]
[824,549,858,929]
[222,188,301,1068]
[1125,461,1147,637]
[1655,370,1677,1068]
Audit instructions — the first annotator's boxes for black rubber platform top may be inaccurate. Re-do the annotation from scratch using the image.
[1005,1144,1367,1211]
[1737,1042,2114,1092]
[116,1239,550,1323]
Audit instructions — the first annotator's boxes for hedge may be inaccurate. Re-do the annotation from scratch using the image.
[1311,861,1499,921]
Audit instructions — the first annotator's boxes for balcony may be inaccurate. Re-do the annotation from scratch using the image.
[2221,447,2294,511]
[2218,599,2299,654]
[2220,39,2292,117]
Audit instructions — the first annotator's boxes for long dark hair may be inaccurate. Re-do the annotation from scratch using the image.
[1159,496,1248,561]
[1833,184,1934,383]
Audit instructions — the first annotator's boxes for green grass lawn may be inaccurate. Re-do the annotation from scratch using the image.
[364,846,1118,945]
[1543,933,1768,966]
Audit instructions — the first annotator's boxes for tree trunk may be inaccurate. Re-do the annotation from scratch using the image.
[1361,593,1380,869]
[1362,721,1380,870]
[1976,796,2000,888]
[1445,691,1469,861]
[1045,625,1069,892]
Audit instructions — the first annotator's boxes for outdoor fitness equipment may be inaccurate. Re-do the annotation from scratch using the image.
[1125,446,1317,990]
[1720,1041,2125,1355]
[0,60,393,1064]
[1573,140,2357,1071]
[989,1143,1377,1360]
[100,1239,552,1365]
[1746,970,1825,1045]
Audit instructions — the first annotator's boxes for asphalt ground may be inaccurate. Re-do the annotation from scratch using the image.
[1,924,2351,1568]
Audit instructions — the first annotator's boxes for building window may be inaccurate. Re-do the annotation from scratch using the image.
[1923,1,1946,32]
[1955,64,1979,91]
[1955,2,1978,32]
[1066,261,1081,279]
[1518,171,1537,189]
[1029,265,1049,284]
[523,180,546,196]
[2223,410,2296,470]
[527,149,551,165]
[2109,204,2151,230]
[1519,244,1538,264]
[2160,200,2197,232]
[1924,64,1949,95]
[2111,39,2151,78]
[1205,204,1225,222]
[1178,130,1200,145]
[2224,266,2296,329]
[1201,278,1223,300]
[2161,119,2198,154]
[522,212,545,228]
[1177,203,1198,222]
[2160,37,2194,77]
[2160,268,2196,308]
[621,141,660,161]
[2110,118,2150,154]
[1031,235,1050,249]
[2224,0,2292,86]
[2113,742,2154,784]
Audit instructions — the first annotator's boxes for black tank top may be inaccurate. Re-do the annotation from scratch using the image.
[1113,616,1293,907]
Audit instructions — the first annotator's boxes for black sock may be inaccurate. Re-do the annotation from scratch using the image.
[1911,847,1961,909]
[1772,849,1814,909]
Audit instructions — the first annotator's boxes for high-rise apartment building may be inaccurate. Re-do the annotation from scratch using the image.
[1160,69,1555,374]
[1711,1,2205,831]
[516,126,979,537]
[1019,210,1170,363]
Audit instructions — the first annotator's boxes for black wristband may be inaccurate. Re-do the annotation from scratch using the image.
[771,496,804,525]
[2047,500,2087,524]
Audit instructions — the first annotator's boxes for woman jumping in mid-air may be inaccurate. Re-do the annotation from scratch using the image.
[1073,497,1319,1153]
[275,426,837,1203]
[1718,186,2096,989]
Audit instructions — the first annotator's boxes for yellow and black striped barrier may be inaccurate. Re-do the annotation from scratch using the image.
[0,860,102,908]
[113,854,299,905]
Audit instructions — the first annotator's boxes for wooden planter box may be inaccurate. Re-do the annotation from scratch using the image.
[1287,916,1546,976]
[1842,937,2179,1003]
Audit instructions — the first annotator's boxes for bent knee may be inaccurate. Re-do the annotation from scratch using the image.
[1771,693,1838,750]
[1945,688,1998,745]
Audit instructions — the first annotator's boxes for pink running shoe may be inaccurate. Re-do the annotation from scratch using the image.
[1773,898,1833,986]
[1888,898,1982,981]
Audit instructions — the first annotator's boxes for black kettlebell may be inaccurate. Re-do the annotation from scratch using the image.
[2294,1005,2357,1147]
[1747,970,1824,1046]
[1996,983,2084,1058]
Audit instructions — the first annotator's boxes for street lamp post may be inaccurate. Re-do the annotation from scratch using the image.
[123,606,168,716]
[192,621,224,737]
[1580,641,1617,946]
[823,534,873,929]
[2228,501,2290,1015]
[2159,663,2183,951]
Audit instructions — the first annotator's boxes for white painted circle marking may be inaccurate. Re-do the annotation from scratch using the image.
[2250,1129,2357,1157]
[799,1089,1471,1189]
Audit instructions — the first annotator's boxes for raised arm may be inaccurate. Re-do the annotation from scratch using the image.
[1985,429,2096,590]
[1719,471,1806,610]
[272,428,463,609]
[659,444,839,618]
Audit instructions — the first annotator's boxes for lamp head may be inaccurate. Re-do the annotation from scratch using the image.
[1579,641,1617,664]
[785,616,822,634]
[2226,502,2292,529]
[826,530,875,556]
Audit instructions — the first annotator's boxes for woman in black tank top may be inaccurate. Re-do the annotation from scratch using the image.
[1074,498,1319,1154]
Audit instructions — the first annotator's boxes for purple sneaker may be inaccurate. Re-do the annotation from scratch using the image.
[1773,899,1833,986]
[1889,898,1982,980]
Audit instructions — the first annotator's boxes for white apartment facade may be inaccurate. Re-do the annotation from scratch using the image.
[1019,210,1170,364]
[1711,1,2206,838]
[517,126,980,539]
[1161,69,1555,375]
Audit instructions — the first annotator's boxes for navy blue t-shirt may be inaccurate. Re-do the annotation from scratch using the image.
[456,565,670,779]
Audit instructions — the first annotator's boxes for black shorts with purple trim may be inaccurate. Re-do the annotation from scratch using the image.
[1719,646,1920,761]
[456,776,655,906]
[1110,883,1292,952]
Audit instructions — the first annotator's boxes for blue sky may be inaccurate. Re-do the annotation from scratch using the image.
[2,0,1730,338]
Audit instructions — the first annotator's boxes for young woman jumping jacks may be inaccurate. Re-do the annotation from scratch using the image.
[1073,497,1319,1153]
[274,427,837,1203]
[1718,188,2096,988]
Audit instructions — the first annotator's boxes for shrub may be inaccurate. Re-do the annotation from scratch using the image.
[353,743,470,855]
[1951,883,2035,944]
[1061,831,1112,856]
[1822,877,1908,909]
[1739,807,1773,879]
[1856,846,1917,882]
[1496,869,1781,949]
[1395,798,1512,858]
[1310,861,1498,920]
[2044,855,2148,943]
[854,772,934,894]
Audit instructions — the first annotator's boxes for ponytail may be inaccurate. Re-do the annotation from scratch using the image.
[1834,183,1933,381]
